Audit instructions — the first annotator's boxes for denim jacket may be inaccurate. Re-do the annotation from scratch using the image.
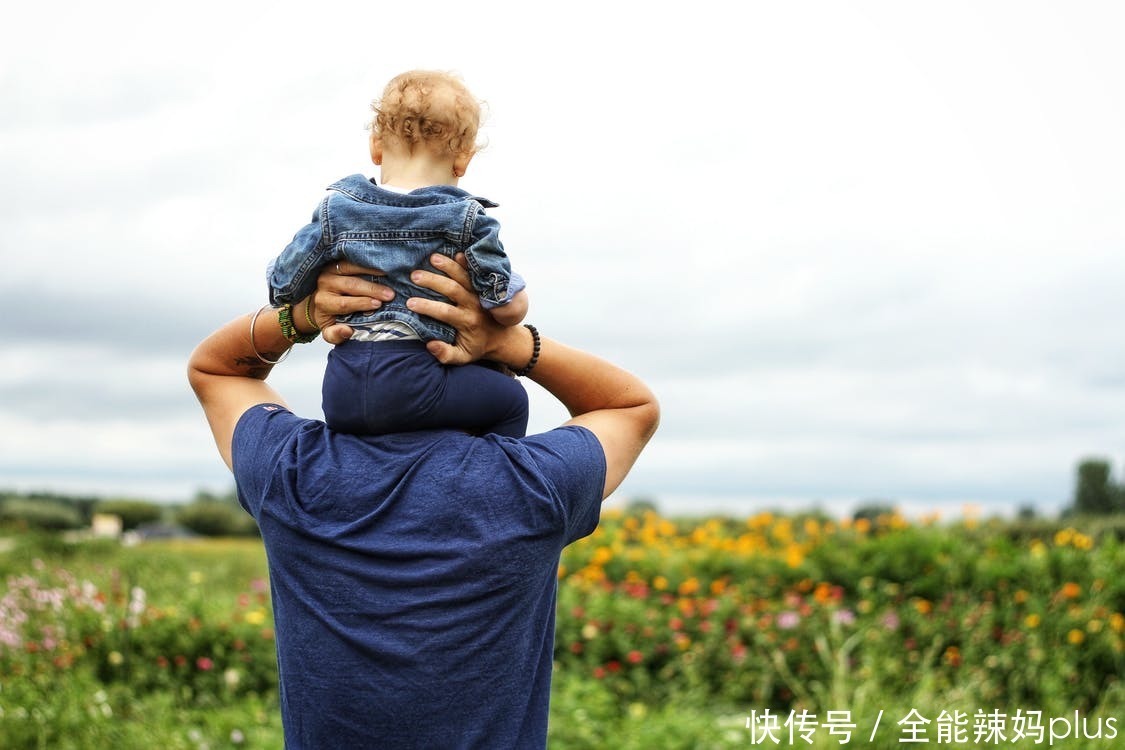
[267,175,524,343]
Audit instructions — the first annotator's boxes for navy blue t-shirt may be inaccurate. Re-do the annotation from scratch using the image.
[232,404,605,749]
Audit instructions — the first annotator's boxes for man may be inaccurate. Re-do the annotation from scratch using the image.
[188,254,659,748]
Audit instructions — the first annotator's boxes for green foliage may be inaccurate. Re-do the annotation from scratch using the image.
[0,537,280,748]
[852,500,896,522]
[0,497,85,530]
[4,512,1125,748]
[176,499,259,537]
[95,499,166,530]
[555,510,1125,733]
[1074,458,1117,515]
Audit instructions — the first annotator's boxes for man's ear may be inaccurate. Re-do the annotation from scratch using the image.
[369,133,383,165]
[452,151,474,178]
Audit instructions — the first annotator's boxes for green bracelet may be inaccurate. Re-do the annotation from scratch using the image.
[278,304,319,344]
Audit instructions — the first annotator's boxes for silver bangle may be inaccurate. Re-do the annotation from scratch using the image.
[250,304,291,365]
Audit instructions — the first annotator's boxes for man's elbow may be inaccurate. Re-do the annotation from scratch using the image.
[186,344,214,401]
[637,395,661,444]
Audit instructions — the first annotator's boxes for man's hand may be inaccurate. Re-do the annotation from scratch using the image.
[406,254,512,365]
[309,262,395,344]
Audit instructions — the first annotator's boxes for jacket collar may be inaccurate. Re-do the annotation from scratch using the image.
[327,174,498,208]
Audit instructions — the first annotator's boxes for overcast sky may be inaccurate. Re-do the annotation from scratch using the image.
[2,1,1123,519]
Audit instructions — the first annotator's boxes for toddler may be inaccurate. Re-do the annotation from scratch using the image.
[267,70,530,437]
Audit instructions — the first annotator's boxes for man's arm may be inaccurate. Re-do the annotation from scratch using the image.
[407,255,659,499]
[187,264,394,469]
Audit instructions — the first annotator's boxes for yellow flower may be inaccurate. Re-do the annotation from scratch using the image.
[1087,619,1103,634]
[784,543,804,569]
[107,651,124,666]
[677,578,700,596]
[1024,614,1040,629]
[653,575,668,591]
[245,609,267,626]
[590,546,613,566]
[1013,590,1029,604]
[581,623,599,640]
[189,571,204,585]
[1067,629,1085,645]
[1110,613,1124,633]
[1072,533,1094,550]
[914,598,932,615]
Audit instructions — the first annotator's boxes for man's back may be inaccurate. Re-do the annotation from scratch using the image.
[232,404,605,749]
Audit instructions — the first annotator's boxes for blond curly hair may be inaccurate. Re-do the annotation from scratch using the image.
[370,70,482,157]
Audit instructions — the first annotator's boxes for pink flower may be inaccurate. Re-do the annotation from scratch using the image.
[196,657,214,671]
[777,611,800,630]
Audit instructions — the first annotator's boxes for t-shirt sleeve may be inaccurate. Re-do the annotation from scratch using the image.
[231,403,305,519]
[520,425,607,544]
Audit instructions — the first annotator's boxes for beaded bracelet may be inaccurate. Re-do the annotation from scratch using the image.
[278,303,319,344]
[513,324,541,377]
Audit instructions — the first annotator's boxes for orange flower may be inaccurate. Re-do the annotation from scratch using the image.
[1060,582,1081,600]
[1067,629,1085,645]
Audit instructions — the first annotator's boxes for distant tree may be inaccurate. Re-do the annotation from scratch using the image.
[192,487,240,505]
[0,498,85,530]
[624,496,659,515]
[177,499,258,537]
[95,499,165,530]
[853,500,896,523]
[1073,458,1116,515]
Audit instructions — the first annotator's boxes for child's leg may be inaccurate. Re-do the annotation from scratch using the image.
[322,340,528,437]
[428,361,529,438]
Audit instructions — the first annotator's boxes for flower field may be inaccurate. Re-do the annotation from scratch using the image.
[2,510,1123,749]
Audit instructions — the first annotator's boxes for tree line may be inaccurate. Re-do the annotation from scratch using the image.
[2,456,1123,536]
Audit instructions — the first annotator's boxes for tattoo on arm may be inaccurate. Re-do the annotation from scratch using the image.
[233,355,278,380]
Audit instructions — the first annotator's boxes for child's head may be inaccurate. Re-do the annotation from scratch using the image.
[370,70,482,164]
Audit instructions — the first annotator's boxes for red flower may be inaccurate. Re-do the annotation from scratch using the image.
[626,650,644,664]
[607,660,622,673]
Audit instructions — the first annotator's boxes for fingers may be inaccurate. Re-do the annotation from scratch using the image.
[410,254,476,307]
[334,260,386,278]
[425,340,468,366]
[313,264,395,326]
[406,293,469,329]
[321,323,354,345]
